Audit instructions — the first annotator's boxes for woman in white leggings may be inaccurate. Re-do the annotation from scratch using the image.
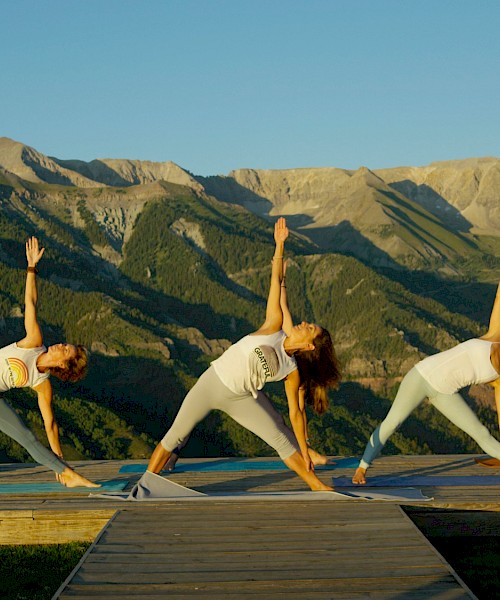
[147,218,341,491]
[352,281,500,485]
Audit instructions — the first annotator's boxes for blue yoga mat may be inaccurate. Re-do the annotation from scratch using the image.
[0,480,128,494]
[334,475,500,487]
[119,457,360,474]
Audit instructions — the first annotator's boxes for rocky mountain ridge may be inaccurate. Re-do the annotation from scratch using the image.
[1,136,498,277]
[0,138,498,461]
[1,136,498,234]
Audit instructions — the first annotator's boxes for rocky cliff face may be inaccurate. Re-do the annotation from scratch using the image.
[1,136,498,274]
[0,137,202,191]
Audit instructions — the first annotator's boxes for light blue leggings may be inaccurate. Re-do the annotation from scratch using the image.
[359,366,500,469]
[0,396,66,474]
[161,366,299,460]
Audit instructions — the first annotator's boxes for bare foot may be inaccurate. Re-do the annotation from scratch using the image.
[60,468,101,488]
[165,452,179,471]
[311,482,335,492]
[308,448,334,466]
[352,467,367,485]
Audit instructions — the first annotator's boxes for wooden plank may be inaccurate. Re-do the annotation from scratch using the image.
[58,576,471,599]
[55,502,474,599]
[0,515,114,545]
[57,586,470,600]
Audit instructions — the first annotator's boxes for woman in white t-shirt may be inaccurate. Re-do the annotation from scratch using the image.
[147,218,341,490]
[352,283,500,485]
[0,237,99,488]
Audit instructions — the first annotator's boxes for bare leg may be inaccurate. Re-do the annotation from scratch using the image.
[284,451,333,491]
[59,468,101,488]
[308,448,332,466]
[352,466,367,485]
[147,442,172,474]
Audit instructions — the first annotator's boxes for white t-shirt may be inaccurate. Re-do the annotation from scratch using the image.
[415,338,500,394]
[0,342,50,392]
[211,330,297,398]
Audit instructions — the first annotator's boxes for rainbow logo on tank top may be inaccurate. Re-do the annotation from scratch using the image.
[7,357,29,388]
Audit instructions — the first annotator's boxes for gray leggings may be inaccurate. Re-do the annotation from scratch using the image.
[0,396,66,474]
[359,366,500,469]
[161,366,299,460]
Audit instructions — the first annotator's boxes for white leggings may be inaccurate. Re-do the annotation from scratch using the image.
[359,366,500,469]
[161,366,299,460]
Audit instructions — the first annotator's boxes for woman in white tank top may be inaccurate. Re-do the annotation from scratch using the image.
[146,218,342,491]
[352,281,500,485]
[0,237,100,489]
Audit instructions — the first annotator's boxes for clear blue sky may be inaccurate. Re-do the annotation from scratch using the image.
[1,0,499,175]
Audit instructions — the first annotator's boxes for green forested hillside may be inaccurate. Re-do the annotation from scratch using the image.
[0,177,498,465]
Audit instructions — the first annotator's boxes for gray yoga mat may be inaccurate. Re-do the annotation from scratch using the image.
[91,471,432,502]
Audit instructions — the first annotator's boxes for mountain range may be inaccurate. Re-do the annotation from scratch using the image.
[0,136,498,464]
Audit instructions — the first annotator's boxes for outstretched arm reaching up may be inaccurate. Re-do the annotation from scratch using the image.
[254,217,288,335]
[18,237,45,349]
[483,281,500,341]
[280,259,294,335]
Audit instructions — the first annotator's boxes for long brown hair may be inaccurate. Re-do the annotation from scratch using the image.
[294,328,341,415]
[50,345,88,383]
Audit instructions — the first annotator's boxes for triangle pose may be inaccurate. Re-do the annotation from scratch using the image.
[147,218,342,491]
[352,281,500,485]
[0,238,100,488]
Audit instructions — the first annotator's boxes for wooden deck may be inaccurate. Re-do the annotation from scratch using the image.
[1,454,499,598]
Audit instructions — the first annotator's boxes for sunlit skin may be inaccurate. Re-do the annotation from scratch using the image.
[284,322,322,355]
[37,344,78,372]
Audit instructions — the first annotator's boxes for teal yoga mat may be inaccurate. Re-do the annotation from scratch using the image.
[0,480,128,494]
[119,457,359,474]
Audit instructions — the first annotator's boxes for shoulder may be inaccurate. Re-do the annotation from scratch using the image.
[33,377,52,394]
[284,368,300,384]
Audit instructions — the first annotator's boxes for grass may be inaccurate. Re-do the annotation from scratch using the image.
[0,542,90,600]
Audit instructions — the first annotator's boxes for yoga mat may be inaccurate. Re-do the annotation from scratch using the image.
[119,457,359,474]
[335,475,500,487]
[474,457,500,468]
[91,471,432,503]
[0,480,128,494]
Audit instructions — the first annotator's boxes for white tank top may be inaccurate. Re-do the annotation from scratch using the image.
[211,330,297,398]
[0,342,50,392]
[415,338,500,394]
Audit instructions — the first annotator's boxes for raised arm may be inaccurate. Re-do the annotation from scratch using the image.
[18,237,45,349]
[484,281,500,340]
[280,259,293,335]
[254,218,288,335]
